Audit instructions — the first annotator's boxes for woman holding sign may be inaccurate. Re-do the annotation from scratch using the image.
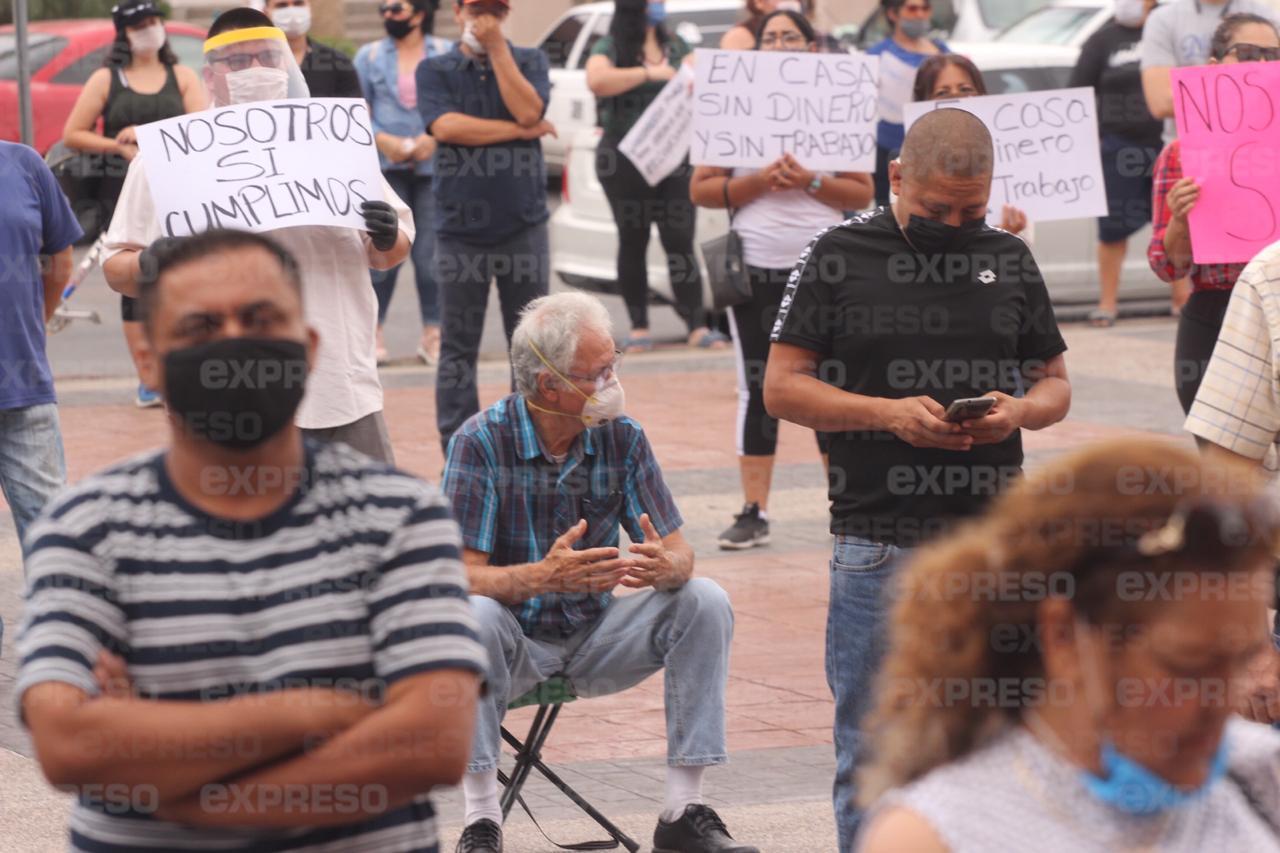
[1148,12,1280,416]
[910,54,1030,241]
[691,9,873,550]
[62,0,205,408]
[586,0,728,352]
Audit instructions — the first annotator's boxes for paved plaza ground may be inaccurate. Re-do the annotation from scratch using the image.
[0,253,1189,850]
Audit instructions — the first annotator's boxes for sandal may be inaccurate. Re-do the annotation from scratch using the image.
[691,329,730,349]
[624,335,655,353]
[1087,309,1116,328]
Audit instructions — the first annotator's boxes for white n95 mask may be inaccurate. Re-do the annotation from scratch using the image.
[226,66,290,103]
[578,378,626,428]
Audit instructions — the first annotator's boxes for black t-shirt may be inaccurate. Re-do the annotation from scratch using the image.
[770,208,1067,547]
[1070,21,1162,146]
[300,39,363,99]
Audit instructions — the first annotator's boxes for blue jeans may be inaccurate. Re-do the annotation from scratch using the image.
[434,222,549,455]
[0,403,66,649]
[466,578,734,772]
[0,403,66,555]
[827,534,910,853]
[371,169,440,327]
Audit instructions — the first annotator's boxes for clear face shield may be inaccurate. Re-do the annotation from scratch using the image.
[202,25,310,107]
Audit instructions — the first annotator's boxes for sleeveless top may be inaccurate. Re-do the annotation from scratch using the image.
[103,63,184,139]
[869,719,1280,852]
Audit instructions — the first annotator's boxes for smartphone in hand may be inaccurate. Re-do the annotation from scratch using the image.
[944,396,997,423]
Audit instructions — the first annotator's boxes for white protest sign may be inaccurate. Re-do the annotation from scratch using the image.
[903,88,1107,224]
[619,65,695,187]
[135,98,383,237]
[691,48,879,172]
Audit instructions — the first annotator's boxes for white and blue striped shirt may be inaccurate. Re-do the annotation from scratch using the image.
[17,439,486,853]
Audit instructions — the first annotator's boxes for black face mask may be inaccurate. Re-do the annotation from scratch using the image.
[903,214,986,256]
[163,337,309,452]
[384,17,415,39]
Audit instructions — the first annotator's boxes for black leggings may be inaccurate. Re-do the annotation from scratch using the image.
[731,264,830,456]
[1174,289,1234,415]
[596,135,705,334]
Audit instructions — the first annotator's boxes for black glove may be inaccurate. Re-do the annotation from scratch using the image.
[137,236,187,286]
[361,200,400,252]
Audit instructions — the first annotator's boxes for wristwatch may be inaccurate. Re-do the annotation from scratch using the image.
[805,175,823,196]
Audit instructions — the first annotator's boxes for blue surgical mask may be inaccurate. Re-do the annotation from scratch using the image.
[1073,619,1231,815]
[1082,738,1229,815]
[647,2,667,26]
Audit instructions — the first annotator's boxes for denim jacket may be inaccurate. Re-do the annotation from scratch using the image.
[354,34,453,176]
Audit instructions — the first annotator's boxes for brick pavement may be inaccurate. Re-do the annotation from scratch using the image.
[0,318,1191,850]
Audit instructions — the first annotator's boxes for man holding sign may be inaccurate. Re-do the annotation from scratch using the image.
[763,109,1071,852]
[102,9,414,463]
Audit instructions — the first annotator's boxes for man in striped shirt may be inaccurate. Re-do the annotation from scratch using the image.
[442,293,756,853]
[17,229,486,852]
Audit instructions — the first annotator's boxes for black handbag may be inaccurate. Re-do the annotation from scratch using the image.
[701,176,752,312]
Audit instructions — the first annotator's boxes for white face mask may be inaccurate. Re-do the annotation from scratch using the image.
[225,66,290,104]
[462,21,488,55]
[527,342,627,428]
[271,6,312,37]
[127,23,166,55]
[1114,0,1146,27]
[576,378,626,428]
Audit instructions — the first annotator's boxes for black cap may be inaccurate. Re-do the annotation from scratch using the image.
[112,0,164,31]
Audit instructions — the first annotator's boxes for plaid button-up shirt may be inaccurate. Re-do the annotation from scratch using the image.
[1186,240,1280,470]
[1149,139,1246,292]
[442,394,684,639]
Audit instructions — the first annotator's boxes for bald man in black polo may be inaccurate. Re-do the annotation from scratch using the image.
[764,109,1072,852]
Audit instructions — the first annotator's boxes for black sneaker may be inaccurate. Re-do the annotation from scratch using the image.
[456,818,502,853]
[717,504,770,550]
[654,804,759,853]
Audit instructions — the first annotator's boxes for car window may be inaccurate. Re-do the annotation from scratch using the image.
[0,34,68,81]
[977,0,1052,31]
[996,6,1100,45]
[982,66,1071,95]
[579,9,741,67]
[169,34,205,71]
[51,46,109,86]
[541,11,588,70]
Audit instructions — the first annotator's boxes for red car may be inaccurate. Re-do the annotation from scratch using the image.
[0,18,206,155]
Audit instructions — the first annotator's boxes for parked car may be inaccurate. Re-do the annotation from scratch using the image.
[537,0,743,173]
[0,19,206,156]
[994,0,1115,47]
[550,40,1166,309]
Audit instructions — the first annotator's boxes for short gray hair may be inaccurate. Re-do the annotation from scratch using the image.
[511,292,614,399]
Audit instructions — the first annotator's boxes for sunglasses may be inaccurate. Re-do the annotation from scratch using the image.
[210,50,286,71]
[379,2,409,14]
[1224,43,1280,62]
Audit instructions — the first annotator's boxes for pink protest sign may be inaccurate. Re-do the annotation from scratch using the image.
[1172,62,1280,264]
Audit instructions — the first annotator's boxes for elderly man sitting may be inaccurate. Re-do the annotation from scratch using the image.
[442,292,756,853]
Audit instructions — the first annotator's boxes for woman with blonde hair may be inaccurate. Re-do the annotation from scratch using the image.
[858,438,1280,852]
